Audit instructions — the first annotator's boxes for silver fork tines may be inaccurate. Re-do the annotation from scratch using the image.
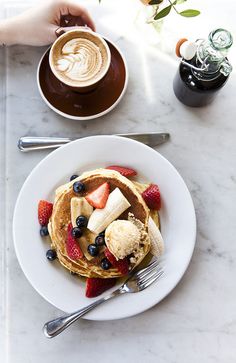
[138,268,164,290]
[134,259,160,279]
[137,266,162,285]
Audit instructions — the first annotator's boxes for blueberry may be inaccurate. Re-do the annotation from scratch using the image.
[70,174,79,181]
[40,225,49,237]
[95,235,105,246]
[46,249,57,261]
[71,227,83,238]
[76,215,88,228]
[101,258,111,270]
[99,231,105,237]
[73,181,85,193]
[87,244,99,257]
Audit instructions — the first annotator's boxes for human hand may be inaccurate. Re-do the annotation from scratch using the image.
[0,0,95,46]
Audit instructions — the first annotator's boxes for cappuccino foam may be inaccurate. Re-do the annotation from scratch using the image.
[57,38,102,82]
[50,30,110,87]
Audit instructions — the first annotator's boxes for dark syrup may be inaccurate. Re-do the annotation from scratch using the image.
[173,57,229,107]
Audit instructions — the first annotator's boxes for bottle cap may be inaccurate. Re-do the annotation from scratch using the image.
[175,38,188,57]
[179,41,198,60]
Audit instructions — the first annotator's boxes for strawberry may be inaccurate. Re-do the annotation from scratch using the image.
[104,248,117,265]
[104,248,130,275]
[142,184,161,210]
[66,223,83,260]
[38,200,53,226]
[106,165,137,178]
[85,182,109,209]
[85,277,116,298]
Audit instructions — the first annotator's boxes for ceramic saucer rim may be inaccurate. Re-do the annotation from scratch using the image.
[36,37,129,121]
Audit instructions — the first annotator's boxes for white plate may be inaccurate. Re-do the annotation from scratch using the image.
[13,136,196,321]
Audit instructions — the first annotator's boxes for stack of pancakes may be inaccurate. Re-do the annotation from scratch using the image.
[48,169,160,278]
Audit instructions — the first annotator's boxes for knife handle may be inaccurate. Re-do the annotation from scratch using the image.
[18,137,72,152]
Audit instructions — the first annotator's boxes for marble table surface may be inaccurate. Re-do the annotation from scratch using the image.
[0,0,236,362]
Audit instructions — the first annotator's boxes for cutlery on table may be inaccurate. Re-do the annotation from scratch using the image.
[43,260,164,338]
[18,133,170,152]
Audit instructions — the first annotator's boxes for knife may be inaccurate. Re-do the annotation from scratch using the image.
[18,133,170,152]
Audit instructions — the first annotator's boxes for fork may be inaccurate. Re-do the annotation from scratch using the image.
[43,260,164,338]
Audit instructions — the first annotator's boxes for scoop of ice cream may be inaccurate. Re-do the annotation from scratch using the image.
[105,220,140,260]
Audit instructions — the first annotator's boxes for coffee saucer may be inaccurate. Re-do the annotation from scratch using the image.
[37,38,128,120]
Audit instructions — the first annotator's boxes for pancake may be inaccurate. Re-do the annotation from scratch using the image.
[48,169,157,278]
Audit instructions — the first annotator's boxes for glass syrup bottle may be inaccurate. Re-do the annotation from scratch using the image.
[173,29,233,107]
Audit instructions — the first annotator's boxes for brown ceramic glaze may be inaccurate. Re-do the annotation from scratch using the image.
[38,40,126,118]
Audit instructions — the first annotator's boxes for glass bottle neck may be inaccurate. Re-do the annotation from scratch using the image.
[195,29,233,77]
[180,29,233,81]
[191,56,223,81]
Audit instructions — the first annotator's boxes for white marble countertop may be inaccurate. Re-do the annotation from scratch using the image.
[0,0,236,362]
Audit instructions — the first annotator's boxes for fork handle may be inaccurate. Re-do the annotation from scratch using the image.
[43,288,124,338]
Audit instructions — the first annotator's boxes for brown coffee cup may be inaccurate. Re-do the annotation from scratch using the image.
[49,28,111,93]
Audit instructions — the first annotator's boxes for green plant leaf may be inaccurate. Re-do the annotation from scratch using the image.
[149,0,163,4]
[176,0,187,4]
[171,0,186,5]
[154,5,172,20]
[179,9,200,17]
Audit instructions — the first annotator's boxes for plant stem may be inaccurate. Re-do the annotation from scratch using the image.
[167,0,179,14]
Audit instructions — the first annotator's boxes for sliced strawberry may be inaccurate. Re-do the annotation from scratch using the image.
[142,184,161,210]
[66,223,83,260]
[104,248,117,265]
[106,165,137,178]
[38,200,53,226]
[85,182,109,209]
[104,248,129,275]
[85,277,116,298]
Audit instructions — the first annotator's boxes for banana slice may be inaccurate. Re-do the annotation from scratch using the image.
[87,188,131,234]
[70,197,94,261]
[71,197,93,228]
[77,234,96,261]
[148,216,164,257]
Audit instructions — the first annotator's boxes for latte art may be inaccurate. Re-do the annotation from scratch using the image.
[56,38,103,82]
[50,29,111,89]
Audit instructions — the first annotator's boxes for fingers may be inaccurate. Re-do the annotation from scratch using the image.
[58,25,93,34]
[65,2,96,31]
